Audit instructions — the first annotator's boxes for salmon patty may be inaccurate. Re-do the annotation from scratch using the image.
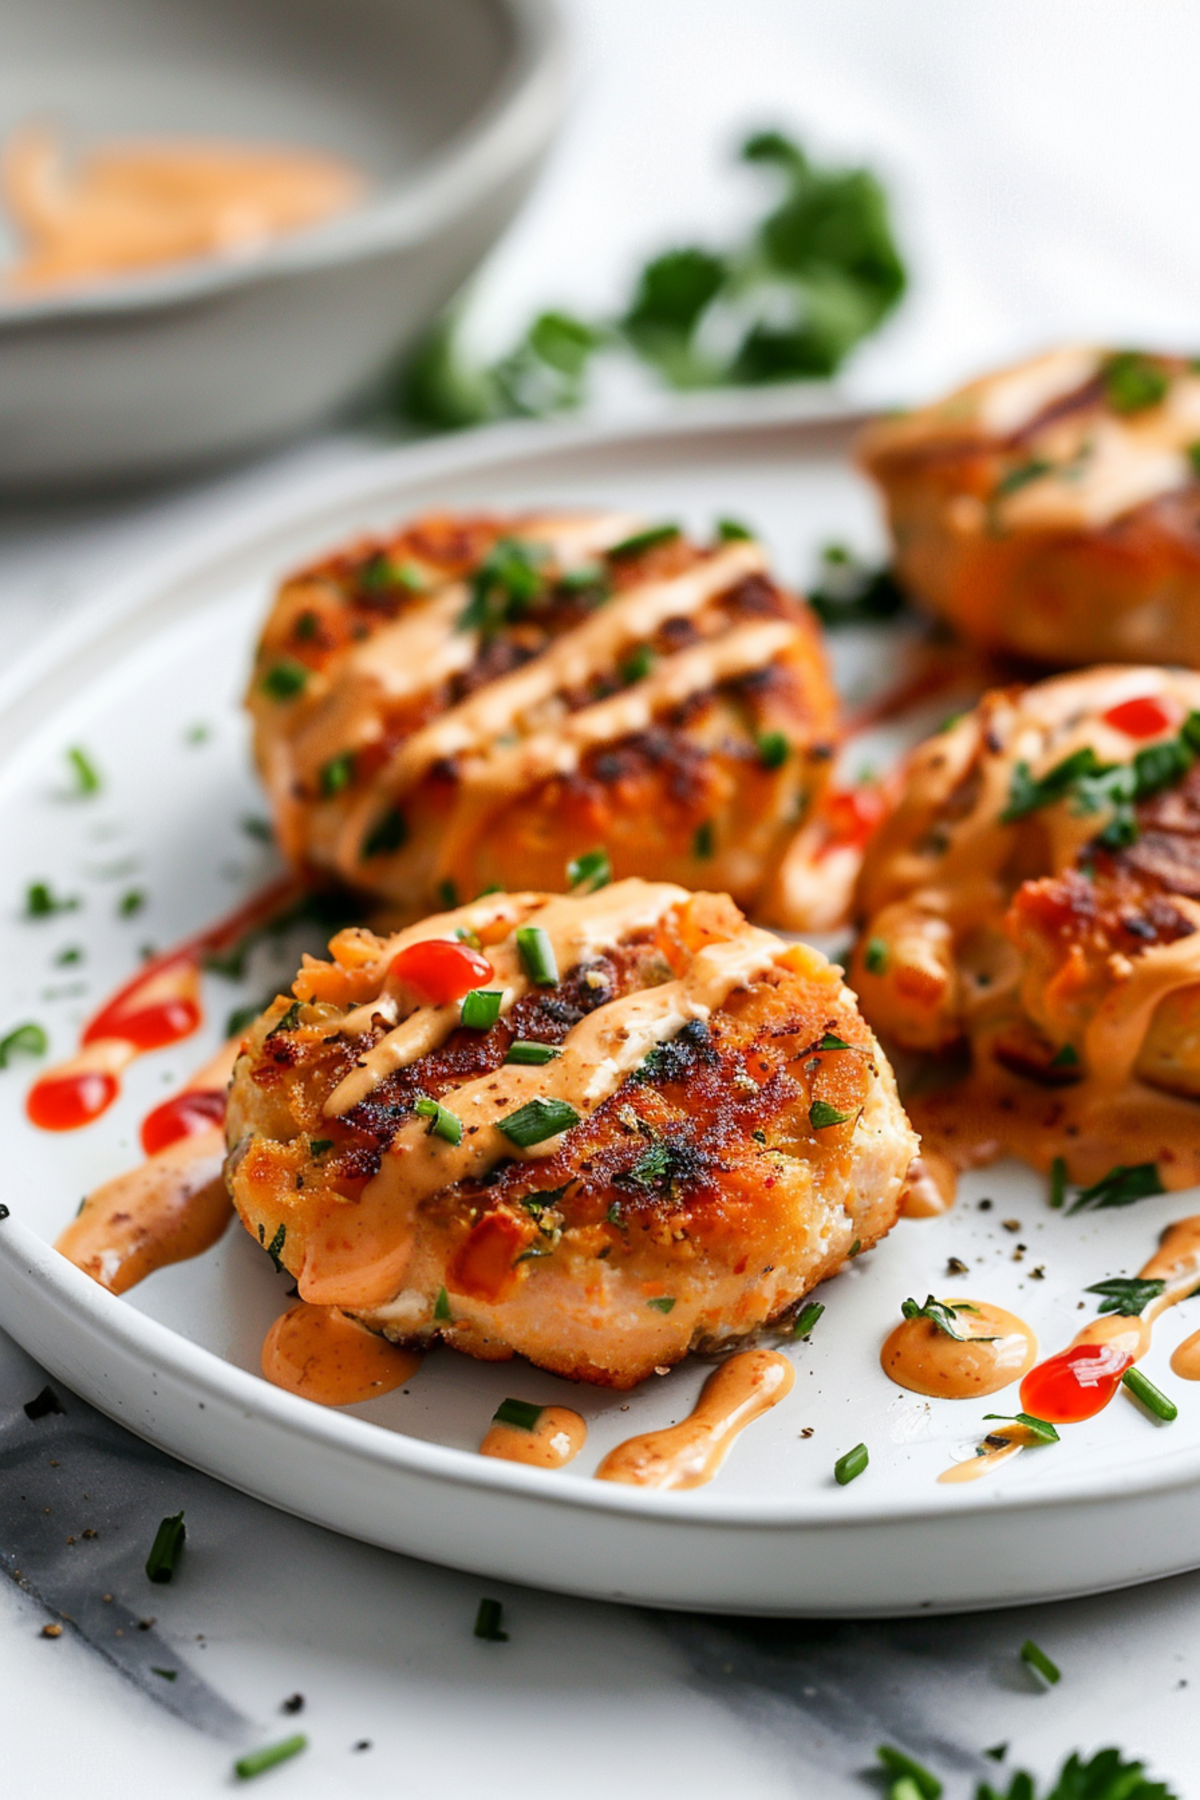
[860,347,1200,667]
[225,879,915,1387]
[246,511,839,927]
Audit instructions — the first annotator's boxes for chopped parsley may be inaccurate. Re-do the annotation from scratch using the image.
[118,889,145,918]
[145,1511,186,1584]
[807,544,907,628]
[268,1000,303,1035]
[1086,1277,1166,1317]
[473,1598,508,1641]
[567,847,611,893]
[620,644,655,684]
[607,523,681,560]
[757,730,789,769]
[1103,351,1169,415]
[646,1296,676,1314]
[979,1748,1178,1800]
[493,1398,544,1431]
[1122,1366,1178,1421]
[864,937,889,974]
[499,1097,579,1147]
[233,1736,307,1781]
[816,1032,854,1052]
[434,1287,451,1320]
[25,882,79,918]
[65,746,101,796]
[1069,1162,1164,1213]
[901,1296,994,1343]
[459,537,546,636]
[318,751,355,797]
[1019,1638,1061,1686]
[362,806,408,859]
[716,517,754,542]
[0,1021,47,1068]
[808,1099,858,1131]
[834,1442,868,1485]
[261,660,309,701]
[981,1412,1059,1445]
[414,1096,464,1145]
[693,820,715,859]
[626,1142,674,1185]
[876,1746,942,1799]
[309,1138,334,1158]
[792,1301,824,1339]
[1003,712,1200,846]
[461,988,503,1031]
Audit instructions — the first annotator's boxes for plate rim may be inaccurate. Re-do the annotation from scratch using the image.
[3,391,1200,1537]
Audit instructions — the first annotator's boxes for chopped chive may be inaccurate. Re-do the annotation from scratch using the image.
[848,1238,862,1258]
[1122,1366,1178,1421]
[234,1735,308,1780]
[55,946,82,965]
[309,1138,334,1158]
[318,751,355,797]
[151,1667,177,1681]
[516,924,558,986]
[434,1286,451,1321]
[473,1598,509,1641]
[118,889,145,918]
[493,1397,544,1431]
[809,1098,857,1131]
[505,1040,561,1066]
[716,517,754,542]
[25,882,80,918]
[757,730,789,770]
[66,746,101,796]
[499,1096,580,1147]
[0,1022,47,1068]
[982,1412,1060,1445]
[1049,1155,1068,1209]
[362,806,408,859]
[415,1095,463,1145]
[145,1511,185,1584]
[620,643,655,684]
[460,988,503,1031]
[1020,1638,1061,1685]
[876,1746,943,1799]
[646,1296,676,1314]
[266,1225,286,1272]
[793,1301,824,1338]
[864,937,889,974]
[566,847,611,893]
[608,523,681,559]
[261,660,309,701]
[834,1443,868,1485]
[693,820,715,859]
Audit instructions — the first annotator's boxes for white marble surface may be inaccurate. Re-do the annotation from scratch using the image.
[3,3,1200,1793]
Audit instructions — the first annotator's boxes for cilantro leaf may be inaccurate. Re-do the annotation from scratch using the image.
[900,1295,996,1342]
[1068,1163,1164,1213]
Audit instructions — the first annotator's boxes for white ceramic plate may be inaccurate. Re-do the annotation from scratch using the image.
[2,397,1200,1617]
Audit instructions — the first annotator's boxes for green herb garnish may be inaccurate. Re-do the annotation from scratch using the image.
[318,751,355,797]
[1085,1277,1166,1317]
[505,1040,561,1066]
[493,1398,543,1431]
[1104,351,1169,415]
[309,1139,334,1158]
[981,1413,1060,1445]
[607,524,681,560]
[992,458,1052,500]
[1122,1367,1177,1421]
[816,1032,854,1052]
[717,517,754,541]
[567,847,611,893]
[864,937,889,974]
[978,1747,1178,1800]
[415,1096,463,1145]
[1048,1156,1068,1210]
[808,1099,857,1131]
[261,660,309,701]
[434,1286,451,1321]
[0,1022,47,1068]
[25,882,79,918]
[234,1736,308,1781]
[1020,1639,1061,1686]
[145,1511,186,1584]
[473,1597,509,1641]
[808,545,907,627]
[118,889,145,918]
[876,1746,942,1799]
[499,1097,579,1147]
[266,1225,286,1272]
[693,820,715,859]
[362,806,408,859]
[646,1296,676,1313]
[757,730,789,770]
[1069,1162,1164,1213]
[793,1301,824,1339]
[459,537,546,635]
[516,924,558,986]
[66,746,101,796]
[901,1295,994,1342]
[834,1442,869,1485]
[269,1000,303,1035]
[620,644,655,684]
[460,988,503,1031]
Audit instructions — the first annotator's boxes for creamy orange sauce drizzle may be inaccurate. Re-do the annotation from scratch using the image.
[1171,1330,1200,1380]
[3,124,361,294]
[479,1407,587,1469]
[261,1301,419,1406]
[882,1299,1036,1399]
[937,1420,1043,1485]
[900,1150,958,1218]
[594,1349,794,1489]
[297,889,796,1309]
[54,1037,243,1292]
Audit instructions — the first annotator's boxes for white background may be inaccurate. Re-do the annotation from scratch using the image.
[2,3,1200,1794]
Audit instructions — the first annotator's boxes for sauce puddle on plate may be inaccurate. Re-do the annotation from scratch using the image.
[882,1299,1036,1400]
[480,1402,587,1470]
[595,1348,793,1490]
[262,1301,419,1406]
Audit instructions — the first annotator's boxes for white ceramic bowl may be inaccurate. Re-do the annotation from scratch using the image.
[0,0,568,489]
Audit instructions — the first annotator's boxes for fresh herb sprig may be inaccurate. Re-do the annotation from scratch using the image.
[1085,1277,1166,1317]
[900,1295,994,1342]
[978,1746,1177,1800]
[1068,1163,1164,1213]
[1001,710,1200,847]
[399,130,906,430]
[807,543,908,628]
